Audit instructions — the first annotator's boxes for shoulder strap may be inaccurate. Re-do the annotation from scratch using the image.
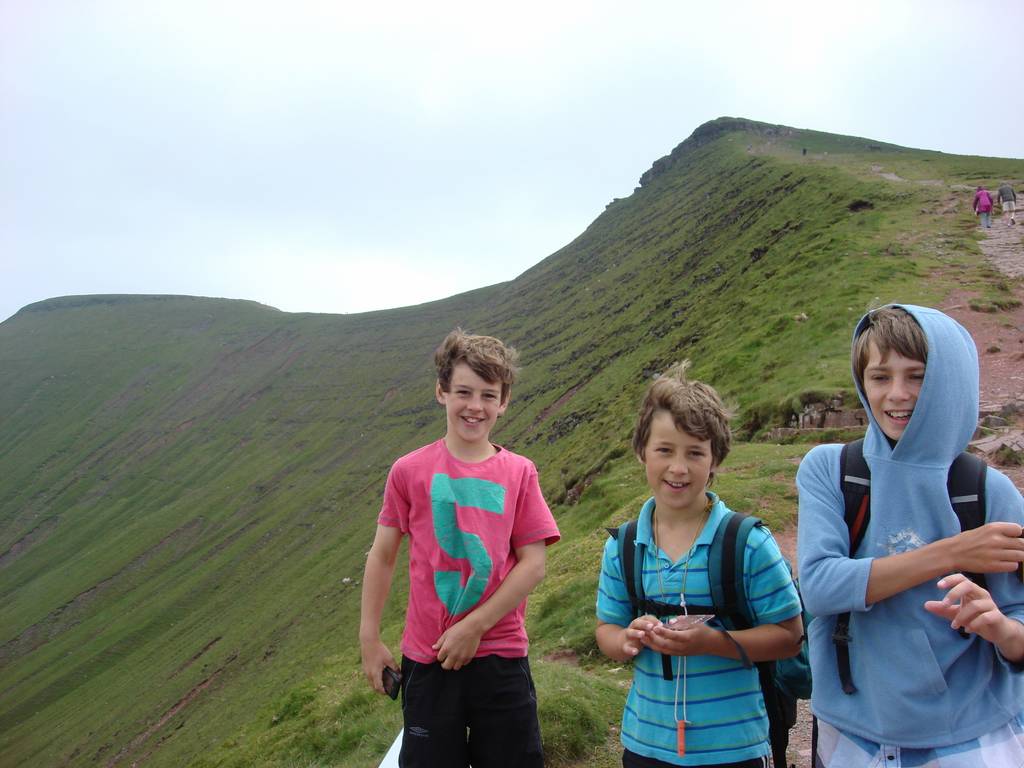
[708,510,762,629]
[948,451,987,530]
[840,439,871,555]
[708,511,792,768]
[835,439,870,695]
[608,518,678,681]
[608,519,691,620]
[615,519,643,610]
[948,451,989,589]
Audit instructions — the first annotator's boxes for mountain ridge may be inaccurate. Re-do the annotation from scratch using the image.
[2,117,1023,767]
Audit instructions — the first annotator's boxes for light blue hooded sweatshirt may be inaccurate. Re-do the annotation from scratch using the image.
[797,304,1024,747]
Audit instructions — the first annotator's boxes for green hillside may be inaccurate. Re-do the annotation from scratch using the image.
[1,117,1021,768]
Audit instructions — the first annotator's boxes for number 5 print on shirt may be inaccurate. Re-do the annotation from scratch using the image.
[430,474,506,616]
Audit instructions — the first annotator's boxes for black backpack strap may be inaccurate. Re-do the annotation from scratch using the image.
[617,519,642,612]
[609,518,678,680]
[840,439,872,553]
[710,511,786,764]
[708,511,763,624]
[707,511,760,668]
[717,511,746,621]
[835,439,871,695]
[948,451,989,589]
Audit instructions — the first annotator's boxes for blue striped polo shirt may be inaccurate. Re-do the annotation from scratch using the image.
[596,493,801,766]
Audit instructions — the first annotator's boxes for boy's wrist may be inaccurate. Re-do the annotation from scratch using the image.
[920,536,953,578]
[359,629,382,645]
[457,611,489,637]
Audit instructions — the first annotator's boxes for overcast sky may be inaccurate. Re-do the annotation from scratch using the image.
[2,1,1021,324]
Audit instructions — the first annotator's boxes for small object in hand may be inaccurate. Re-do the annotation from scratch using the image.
[382,666,402,699]
[667,614,715,629]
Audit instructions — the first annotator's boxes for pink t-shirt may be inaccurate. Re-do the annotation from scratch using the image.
[378,439,560,663]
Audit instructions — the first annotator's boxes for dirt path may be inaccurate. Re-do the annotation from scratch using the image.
[948,214,1024,491]
[976,207,1024,278]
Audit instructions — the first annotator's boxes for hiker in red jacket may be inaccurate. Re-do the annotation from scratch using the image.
[973,186,994,229]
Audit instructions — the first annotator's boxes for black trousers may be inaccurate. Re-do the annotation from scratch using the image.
[399,655,544,768]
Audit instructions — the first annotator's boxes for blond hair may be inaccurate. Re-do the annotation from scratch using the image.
[632,361,732,468]
[434,328,519,403]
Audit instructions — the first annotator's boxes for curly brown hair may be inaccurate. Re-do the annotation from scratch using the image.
[631,361,732,468]
[434,328,519,403]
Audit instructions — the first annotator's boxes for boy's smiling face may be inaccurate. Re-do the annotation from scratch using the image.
[642,410,715,519]
[862,341,925,442]
[436,361,508,456]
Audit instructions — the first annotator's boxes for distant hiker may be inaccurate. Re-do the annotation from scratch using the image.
[973,185,994,228]
[797,305,1024,768]
[997,181,1017,226]
[596,362,803,767]
[359,328,559,768]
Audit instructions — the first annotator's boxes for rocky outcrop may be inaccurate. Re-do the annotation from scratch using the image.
[639,118,794,187]
[791,400,867,429]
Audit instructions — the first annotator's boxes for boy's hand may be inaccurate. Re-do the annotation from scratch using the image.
[644,617,715,657]
[361,639,398,695]
[924,573,1018,647]
[951,522,1024,574]
[621,615,660,657]
[432,618,485,670]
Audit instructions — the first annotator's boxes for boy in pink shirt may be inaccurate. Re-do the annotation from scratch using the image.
[360,329,560,768]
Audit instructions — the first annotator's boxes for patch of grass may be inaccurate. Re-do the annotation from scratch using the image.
[994,445,1024,467]
[271,686,318,727]
[534,660,624,767]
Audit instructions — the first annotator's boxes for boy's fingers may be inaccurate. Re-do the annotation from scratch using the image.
[937,573,968,590]
[989,521,1024,538]
[924,599,954,617]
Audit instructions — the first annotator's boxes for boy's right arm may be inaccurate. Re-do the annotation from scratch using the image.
[359,524,403,694]
[864,521,1024,605]
[798,446,1024,614]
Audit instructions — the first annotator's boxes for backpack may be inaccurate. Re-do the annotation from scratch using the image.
[608,510,811,768]
[833,438,988,694]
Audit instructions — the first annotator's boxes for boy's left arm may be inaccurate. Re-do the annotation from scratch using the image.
[432,540,547,670]
[924,471,1024,664]
[924,573,1024,663]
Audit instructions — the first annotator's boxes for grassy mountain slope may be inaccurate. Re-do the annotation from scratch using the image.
[1,118,1021,767]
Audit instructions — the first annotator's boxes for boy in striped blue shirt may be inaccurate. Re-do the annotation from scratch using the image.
[596,362,802,767]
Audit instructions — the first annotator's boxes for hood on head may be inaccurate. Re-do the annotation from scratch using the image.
[852,304,978,466]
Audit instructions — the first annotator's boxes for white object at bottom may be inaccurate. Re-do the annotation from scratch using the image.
[379,731,402,767]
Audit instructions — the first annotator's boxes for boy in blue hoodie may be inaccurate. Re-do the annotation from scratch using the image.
[797,305,1024,767]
